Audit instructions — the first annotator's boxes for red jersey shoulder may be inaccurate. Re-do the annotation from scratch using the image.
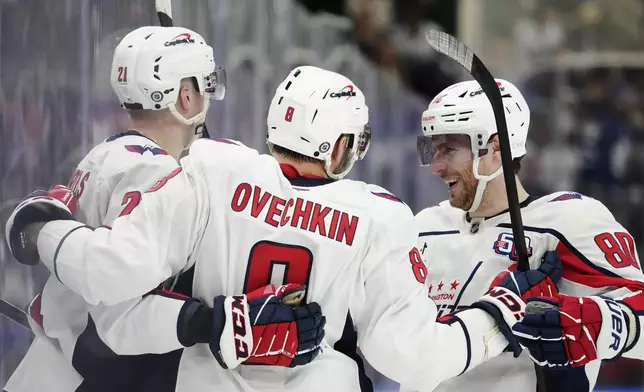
[547,192,583,203]
[370,191,404,204]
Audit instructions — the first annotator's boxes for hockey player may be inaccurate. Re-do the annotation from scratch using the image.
[5,66,564,392]
[4,26,323,392]
[414,78,644,392]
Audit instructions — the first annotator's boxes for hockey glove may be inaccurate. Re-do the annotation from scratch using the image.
[471,251,564,357]
[5,185,77,265]
[512,294,637,368]
[489,250,563,301]
[178,283,325,369]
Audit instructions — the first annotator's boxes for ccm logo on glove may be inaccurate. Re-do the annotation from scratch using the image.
[231,296,251,360]
[487,287,523,320]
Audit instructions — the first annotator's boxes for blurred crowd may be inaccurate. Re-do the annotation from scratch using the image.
[2,0,644,389]
[299,0,459,100]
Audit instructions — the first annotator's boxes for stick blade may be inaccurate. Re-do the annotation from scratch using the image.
[425,30,474,72]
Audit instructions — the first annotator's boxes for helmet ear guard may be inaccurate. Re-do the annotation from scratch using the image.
[324,124,372,179]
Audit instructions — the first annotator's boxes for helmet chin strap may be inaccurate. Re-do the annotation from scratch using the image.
[324,155,356,180]
[168,99,210,133]
[467,156,503,213]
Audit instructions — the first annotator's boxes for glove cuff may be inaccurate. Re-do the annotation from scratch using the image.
[618,300,640,354]
[589,296,629,361]
[177,298,212,347]
[471,287,526,357]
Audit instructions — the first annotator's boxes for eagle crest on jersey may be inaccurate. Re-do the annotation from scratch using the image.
[125,144,169,156]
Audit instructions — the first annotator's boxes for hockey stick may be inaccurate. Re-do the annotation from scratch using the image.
[0,297,30,330]
[155,0,174,27]
[425,30,548,392]
[0,199,32,332]
[425,30,530,271]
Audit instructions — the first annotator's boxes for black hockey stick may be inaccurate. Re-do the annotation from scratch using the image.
[425,30,548,392]
[0,298,30,330]
[425,30,530,271]
[156,0,174,27]
[0,199,32,332]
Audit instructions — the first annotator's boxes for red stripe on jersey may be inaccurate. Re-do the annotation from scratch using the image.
[370,191,404,203]
[210,138,239,145]
[620,292,644,314]
[556,241,644,295]
[28,294,44,329]
[150,288,190,300]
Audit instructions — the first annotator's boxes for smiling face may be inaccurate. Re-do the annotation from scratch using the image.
[429,134,479,210]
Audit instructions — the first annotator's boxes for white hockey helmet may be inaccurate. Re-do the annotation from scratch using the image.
[417,79,530,212]
[267,66,371,180]
[110,26,226,127]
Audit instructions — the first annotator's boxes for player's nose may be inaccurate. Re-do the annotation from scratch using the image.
[431,161,447,175]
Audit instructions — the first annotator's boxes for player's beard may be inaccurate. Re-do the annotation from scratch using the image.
[449,163,478,211]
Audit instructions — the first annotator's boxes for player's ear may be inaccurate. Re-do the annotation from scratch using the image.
[490,135,502,157]
[176,79,193,114]
[330,135,348,170]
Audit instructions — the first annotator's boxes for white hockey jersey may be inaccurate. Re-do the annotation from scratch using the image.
[414,193,644,392]
[33,138,514,392]
[5,131,180,392]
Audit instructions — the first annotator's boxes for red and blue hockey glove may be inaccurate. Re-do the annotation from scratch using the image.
[490,250,563,301]
[471,251,563,357]
[5,185,77,265]
[512,294,637,368]
[178,283,325,369]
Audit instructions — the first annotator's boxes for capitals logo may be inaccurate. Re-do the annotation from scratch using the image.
[329,85,357,100]
[124,145,168,156]
[493,232,533,262]
[164,33,195,47]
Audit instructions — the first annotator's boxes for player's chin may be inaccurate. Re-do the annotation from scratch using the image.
[448,190,473,211]
[448,194,466,210]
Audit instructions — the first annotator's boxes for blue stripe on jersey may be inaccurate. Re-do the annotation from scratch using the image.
[539,366,589,392]
[419,230,460,237]
[452,261,484,311]
[453,317,471,375]
[73,317,183,392]
[105,129,156,144]
[333,312,373,392]
[287,177,335,187]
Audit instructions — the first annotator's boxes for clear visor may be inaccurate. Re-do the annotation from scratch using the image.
[416,134,474,166]
[331,124,372,176]
[357,124,371,160]
[203,65,226,100]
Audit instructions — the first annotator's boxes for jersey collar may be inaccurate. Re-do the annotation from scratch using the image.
[462,194,539,234]
[105,129,158,145]
[279,163,335,187]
